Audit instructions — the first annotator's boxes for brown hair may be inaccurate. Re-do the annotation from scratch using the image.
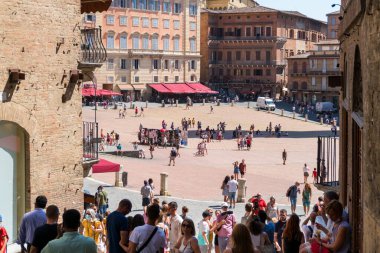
[282,214,303,241]
[326,200,343,218]
[230,224,255,253]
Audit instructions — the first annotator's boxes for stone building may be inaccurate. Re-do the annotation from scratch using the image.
[0,0,109,246]
[88,0,201,100]
[200,6,327,98]
[201,0,259,9]
[336,0,380,251]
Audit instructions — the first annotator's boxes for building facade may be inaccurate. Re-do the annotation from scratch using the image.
[200,6,327,98]
[287,40,340,105]
[337,0,380,251]
[0,0,108,245]
[326,11,340,39]
[200,0,258,9]
[88,0,201,100]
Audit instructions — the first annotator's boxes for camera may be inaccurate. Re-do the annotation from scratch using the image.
[221,211,233,216]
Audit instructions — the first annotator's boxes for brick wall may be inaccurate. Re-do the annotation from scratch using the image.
[0,0,83,214]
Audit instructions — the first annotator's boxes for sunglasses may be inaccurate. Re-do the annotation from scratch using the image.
[182,223,191,228]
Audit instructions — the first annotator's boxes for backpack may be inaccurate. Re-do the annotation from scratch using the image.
[286,186,293,197]
[171,150,177,157]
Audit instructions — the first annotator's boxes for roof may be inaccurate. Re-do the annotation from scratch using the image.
[287,53,311,59]
[326,10,340,15]
[314,39,339,45]
[280,10,307,18]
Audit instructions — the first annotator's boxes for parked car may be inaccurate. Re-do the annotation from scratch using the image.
[316,102,338,113]
[257,97,276,111]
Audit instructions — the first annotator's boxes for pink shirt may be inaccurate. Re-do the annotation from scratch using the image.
[216,213,236,237]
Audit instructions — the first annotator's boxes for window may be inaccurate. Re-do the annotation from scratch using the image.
[189,38,196,52]
[302,62,307,73]
[265,27,272,37]
[132,0,138,8]
[218,51,223,61]
[246,27,251,36]
[142,35,149,49]
[152,35,158,50]
[163,19,170,29]
[189,4,197,15]
[132,17,139,26]
[164,76,169,82]
[153,76,159,82]
[311,77,316,86]
[236,51,241,61]
[139,0,147,9]
[246,51,251,61]
[331,30,336,38]
[134,76,140,82]
[120,16,127,26]
[266,51,271,63]
[293,62,298,73]
[107,33,114,49]
[190,60,196,70]
[142,17,149,27]
[85,14,96,22]
[254,26,262,36]
[163,36,170,50]
[293,81,298,89]
[289,29,294,39]
[190,75,196,81]
[149,0,160,10]
[107,76,114,83]
[112,0,128,7]
[173,37,180,51]
[301,82,308,90]
[163,1,171,12]
[164,60,169,69]
[132,34,139,49]
[120,33,127,49]
[152,59,159,69]
[189,22,196,31]
[266,69,271,76]
[107,15,115,25]
[133,59,139,69]
[174,3,181,13]
[173,20,180,29]
[254,69,263,76]
[331,17,336,25]
[333,59,338,69]
[151,18,158,27]
[174,60,179,69]
[121,76,127,82]
[107,58,114,70]
[120,59,127,69]
[246,69,251,76]
[255,51,261,61]
[175,76,179,82]
[227,51,232,62]
[120,0,127,7]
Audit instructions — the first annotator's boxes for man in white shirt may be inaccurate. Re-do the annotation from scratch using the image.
[129,204,165,253]
[168,202,183,253]
[227,175,238,209]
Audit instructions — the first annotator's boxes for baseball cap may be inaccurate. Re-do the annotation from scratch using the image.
[221,202,228,208]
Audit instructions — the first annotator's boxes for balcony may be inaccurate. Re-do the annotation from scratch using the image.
[83,121,100,176]
[78,27,107,70]
[308,70,341,76]
[81,0,112,13]
[315,136,339,192]
[209,36,287,45]
[209,60,285,67]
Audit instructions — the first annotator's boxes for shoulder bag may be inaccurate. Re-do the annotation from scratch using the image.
[136,227,159,253]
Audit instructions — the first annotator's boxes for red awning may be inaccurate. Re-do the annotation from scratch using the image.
[82,88,96,96]
[162,83,195,94]
[149,84,173,93]
[92,159,120,173]
[186,83,219,94]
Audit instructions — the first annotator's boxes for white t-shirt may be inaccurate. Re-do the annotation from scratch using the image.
[129,224,166,253]
[303,166,310,173]
[227,180,238,193]
[169,214,183,249]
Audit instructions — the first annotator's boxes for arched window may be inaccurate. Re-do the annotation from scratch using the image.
[293,62,298,73]
[120,33,127,49]
[142,34,149,49]
[190,75,197,81]
[132,33,140,49]
[163,35,170,51]
[151,34,159,50]
[301,82,308,90]
[302,62,307,73]
[289,29,294,39]
[293,81,299,90]
[107,32,115,49]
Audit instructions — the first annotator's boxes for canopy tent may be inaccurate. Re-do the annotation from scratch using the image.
[162,83,195,94]
[186,83,219,94]
[149,84,173,93]
[92,159,120,173]
[82,88,122,97]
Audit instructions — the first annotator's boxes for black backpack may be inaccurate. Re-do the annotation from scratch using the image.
[286,186,293,197]
[171,150,177,157]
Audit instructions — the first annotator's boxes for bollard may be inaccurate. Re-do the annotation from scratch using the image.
[162,100,165,107]
[130,101,133,109]
[115,165,124,187]
[267,107,270,113]
[237,178,247,203]
[160,172,169,196]
[231,100,234,107]
[305,114,308,122]
[293,111,295,119]
[247,102,250,108]
[176,99,178,107]
[217,99,220,106]
[122,171,128,187]
[202,98,205,106]
[281,109,284,116]
[145,101,148,108]
[320,117,323,125]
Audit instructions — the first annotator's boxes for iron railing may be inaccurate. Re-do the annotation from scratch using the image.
[80,27,107,64]
[316,136,339,186]
[83,121,99,161]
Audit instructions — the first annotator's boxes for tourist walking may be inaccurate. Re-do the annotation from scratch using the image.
[197,211,211,253]
[312,168,318,183]
[168,148,177,166]
[141,180,153,214]
[149,144,155,159]
[82,209,103,248]
[41,209,97,253]
[95,186,108,215]
[0,215,9,253]
[216,203,236,252]
[303,163,310,183]
[281,214,305,253]
[174,218,201,253]
[30,205,59,253]
[127,204,166,253]
[227,175,238,209]
[221,176,230,202]
[223,224,257,253]
[266,196,279,220]
[232,161,239,180]
[286,182,300,214]
[248,218,271,251]
[302,183,312,216]
[239,159,246,178]
[168,202,183,253]
[282,149,287,165]
[106,199,132,253]
[19,195,48,253]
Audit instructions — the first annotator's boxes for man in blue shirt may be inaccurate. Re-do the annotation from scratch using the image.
[107,199,132,253]
[18,195,48,253]
[288,182,300,214]
[41,209,96,253]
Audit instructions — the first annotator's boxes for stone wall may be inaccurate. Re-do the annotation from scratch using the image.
[0,0,83,215]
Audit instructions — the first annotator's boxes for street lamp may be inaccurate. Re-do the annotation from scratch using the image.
[331,3,346,20]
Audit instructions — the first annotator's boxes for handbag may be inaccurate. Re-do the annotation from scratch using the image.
[310,241,331,253]
[136,227,158,253]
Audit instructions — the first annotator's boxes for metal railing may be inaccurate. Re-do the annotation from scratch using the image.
[209,35,287,42]
[316,136,339,187]
[80,27,107,64]
[83,121,99,161]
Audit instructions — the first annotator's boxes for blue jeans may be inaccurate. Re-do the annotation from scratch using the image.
[218,236,229,253]
[99,204,107,214]
[290,197,297,207]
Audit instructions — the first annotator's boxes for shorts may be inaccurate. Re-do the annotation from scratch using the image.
[303,200,311,208]
[234,167,240,174]
[229,192,236,200]
[304,172,309,177]
[170,156,176,161]
[214,234,218,246]
[290,197,297,206]
[142,197,150,207]
[240,171,245,176]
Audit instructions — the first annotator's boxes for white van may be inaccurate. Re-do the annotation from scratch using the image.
[316,102,337,113]
[257,97,276,111]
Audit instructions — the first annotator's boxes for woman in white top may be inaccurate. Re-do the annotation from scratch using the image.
[174,218,201,253]
[266,196,279,220]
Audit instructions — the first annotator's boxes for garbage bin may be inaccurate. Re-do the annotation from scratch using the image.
[122,172,128,187]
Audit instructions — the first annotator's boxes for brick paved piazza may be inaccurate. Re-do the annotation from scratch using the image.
[83,102,338,206]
